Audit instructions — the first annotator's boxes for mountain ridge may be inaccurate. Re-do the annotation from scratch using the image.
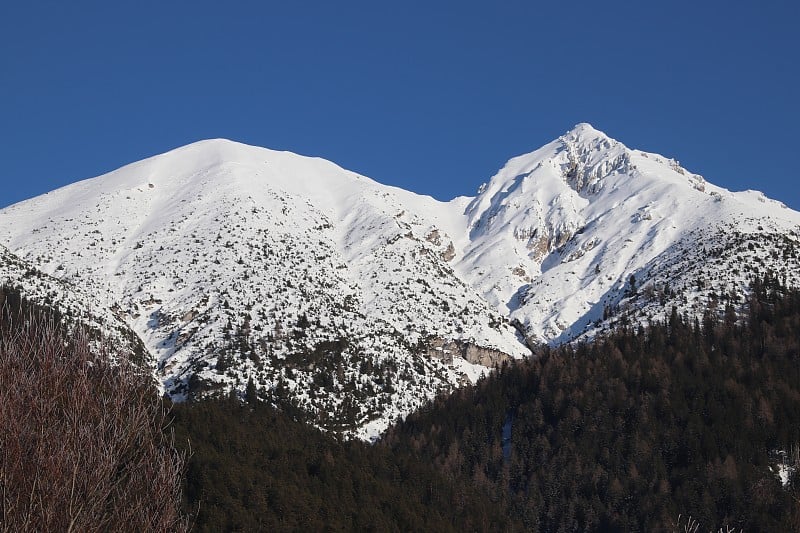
[2,123,798,437]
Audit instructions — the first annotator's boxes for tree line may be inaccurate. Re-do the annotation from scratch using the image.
[3,272,800,531]
[383,273,800,530]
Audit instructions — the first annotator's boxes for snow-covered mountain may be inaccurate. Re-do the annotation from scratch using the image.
[0,140,524,438]
[1,123,798,437]
[461,123,800,344]
[0,244,148,362]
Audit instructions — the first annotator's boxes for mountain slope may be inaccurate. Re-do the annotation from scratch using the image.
[0,140,525,438]
[1,124,799,436]
[0,245,148,362]
[458,123,800,343]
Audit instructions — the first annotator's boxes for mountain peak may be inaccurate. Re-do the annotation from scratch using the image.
[184,137,244,148]
[162,137,268,164]
[560,122,618,151]
[566,122,606,137]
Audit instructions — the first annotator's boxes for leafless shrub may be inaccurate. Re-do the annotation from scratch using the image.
[673,514,743,533]
[674,514,701,533]
[0,310,187,532]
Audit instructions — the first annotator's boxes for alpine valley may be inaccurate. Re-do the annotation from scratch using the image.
[2,123,799,439]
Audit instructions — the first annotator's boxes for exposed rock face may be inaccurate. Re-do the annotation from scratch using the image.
[425,229,442,246]
[442,241,456,262]
[527,234,550,261]
[463,344,510,367]
[426,337,511,368]
[512,266,529,281]
[426,338,459,364]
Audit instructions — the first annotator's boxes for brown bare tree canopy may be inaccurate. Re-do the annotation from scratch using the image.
[0,300,187,532]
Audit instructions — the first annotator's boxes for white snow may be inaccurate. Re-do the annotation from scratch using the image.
[1,124,799,437]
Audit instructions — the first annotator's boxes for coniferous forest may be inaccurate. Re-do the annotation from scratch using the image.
[170,398,519,532]
[384,274,800,530]
[168,275,800,531]
[3,275,800,531]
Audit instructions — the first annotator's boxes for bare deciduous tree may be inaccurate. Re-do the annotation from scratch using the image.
[0,310,187,532]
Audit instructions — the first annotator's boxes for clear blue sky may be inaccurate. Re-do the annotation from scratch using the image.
[2,1,798,210]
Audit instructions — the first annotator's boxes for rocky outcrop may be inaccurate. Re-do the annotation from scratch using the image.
[463,344,510,367]
[426,337,459,364]
[426,337,511,368]
[425,229,442,246]
[442,241,456,262]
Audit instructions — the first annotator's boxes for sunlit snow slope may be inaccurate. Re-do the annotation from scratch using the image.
[0,139,522,439]
[458,123,800,344]
[0,244,148,362]
[2,123,799,437]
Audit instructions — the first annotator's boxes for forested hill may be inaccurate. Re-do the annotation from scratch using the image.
[169,397,521,531]
[383,274,800,531]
